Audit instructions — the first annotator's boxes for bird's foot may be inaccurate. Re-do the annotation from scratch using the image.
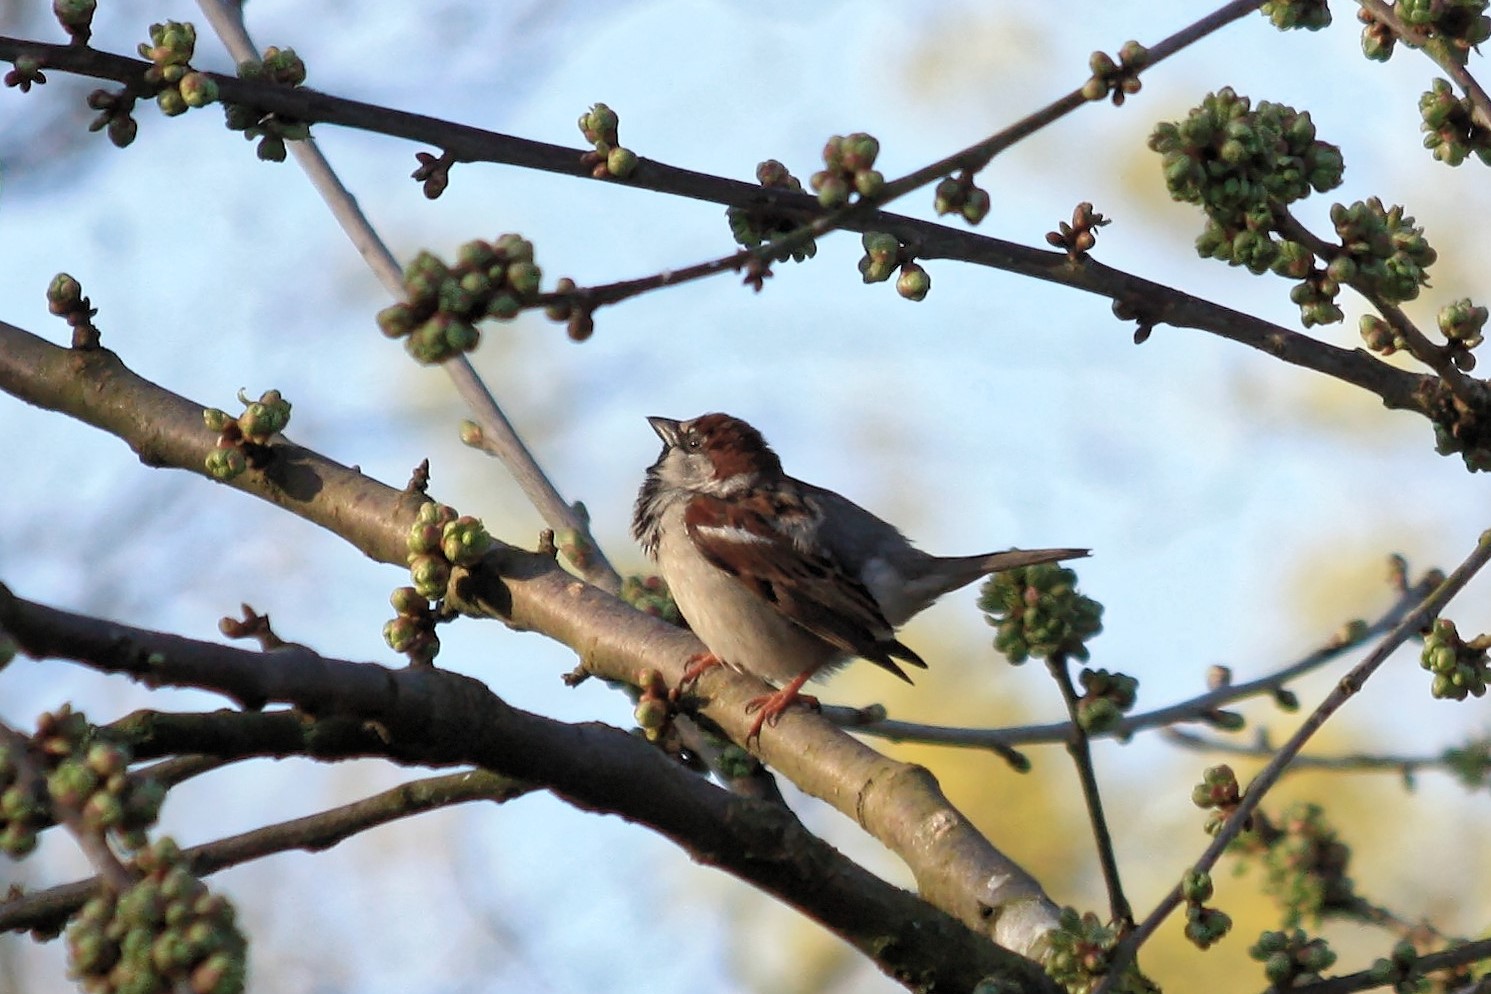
[670,652,724,702]
[743,680,820,745]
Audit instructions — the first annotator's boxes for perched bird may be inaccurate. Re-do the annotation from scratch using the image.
[632,412,1087,743]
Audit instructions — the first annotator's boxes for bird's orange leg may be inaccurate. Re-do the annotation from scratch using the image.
[743,670,820,745]
[670,652,724,701]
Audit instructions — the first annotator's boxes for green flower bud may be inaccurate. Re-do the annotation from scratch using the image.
[442,319,479,353]
[0,821,38,857]
[933,176,963,215]
[485,293,521,321]
[812,171,850,208]
[256,134,287,162]
[85,742,128,778]
[157,87,188,117]
[1081,77,1110,102]
[634,696,669,731]
[390,586,427,615]
[839,132,879,171]
[1181,868,1213,902]
[853,168,883,198]
[962,187,991,224]
[46,273,83,314]
[205,446,247,480]
[896,263,930,301]
[261,46,307,86]
[416,502,458,527]
[862,231,900,261]
[376,302,418,339]
[408,554,451,600]
[383,616,420,653]
[506,260,542,297]
[606,146,638,177]
[178,71,218,107]
[441,515,493,566]
[82,790,124,828]
[820,134,845,169]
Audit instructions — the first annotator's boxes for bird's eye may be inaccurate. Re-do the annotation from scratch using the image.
[683,432,703,452]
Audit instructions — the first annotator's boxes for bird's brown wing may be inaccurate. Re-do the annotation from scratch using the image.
[684,492,925,680]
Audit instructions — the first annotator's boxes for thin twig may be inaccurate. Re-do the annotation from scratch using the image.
[0,769,534,936]
[1045,654,1132,927]
[823,566,1437,749]
[1161,728,1439,780]
[192,0,620,593]
[1098,528,1491,993]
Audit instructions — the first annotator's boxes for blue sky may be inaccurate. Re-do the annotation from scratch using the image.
[3,2,1490,991]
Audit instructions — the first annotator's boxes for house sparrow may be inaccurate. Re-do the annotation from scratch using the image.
[632,412,1088,743]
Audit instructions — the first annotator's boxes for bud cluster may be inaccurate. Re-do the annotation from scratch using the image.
[138,21,219,120]
[86,88,140,148]
[68,838,247,994]
[225,47,309,162]
[1420,78,1491,168]
[46,272,101,348]
[1075,668,1137,734]
[1042,907,1118,994]
[1254,802,1356,928]
[1151,88,1343,251]
[1367,941,1425,994]
[1190,763,1242,836]
[631,669,672,742]
[1365,0,1491,65]
[726,160,818,263]
[1330,198,1437,304]
[1081,41,1147,105]
[979,563,1104,664]
[202,389,292,481]
[403,501,493,597]
[810,133,884,209]
[932,171,991,226]
[2,54,46,93]
[1046,202,1110,260]
[1260,0,1332,31]
[857,232,931,301]
[620,574,681,626]
[1420,617,1490,700]
[2,707,165,858]
[376,235,543,363]
[1250,929,1338,988]
[1183,874,1236,955]
[382,585,440,666]
[1183,900,1233,951]
[578,103,638,179]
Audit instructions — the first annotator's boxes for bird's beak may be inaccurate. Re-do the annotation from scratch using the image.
[646,416,682,446]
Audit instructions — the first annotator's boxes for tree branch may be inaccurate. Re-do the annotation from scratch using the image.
[0,320,1065,958]
[825,565,1439,750]
[0,32,1443,426]
[0,585,1055,992]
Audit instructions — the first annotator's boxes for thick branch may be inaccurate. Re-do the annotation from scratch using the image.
[0,324,1061,966]
[0,587,1054,994]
